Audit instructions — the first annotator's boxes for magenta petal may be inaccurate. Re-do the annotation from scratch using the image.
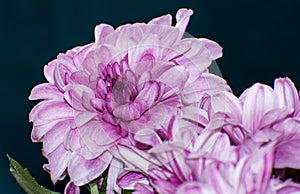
[68,151,112,186]
[117,172,148,190]
[274,139,300,169]
[29,83,63,101]
[64,182,80,194]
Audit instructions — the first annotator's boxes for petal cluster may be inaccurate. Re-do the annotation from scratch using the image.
[29,8,229,193]
[29,7,300,194]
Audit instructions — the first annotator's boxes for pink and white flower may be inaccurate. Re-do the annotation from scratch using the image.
[204,77,300,169]
[117,118,300,194]
[29,8,227,193]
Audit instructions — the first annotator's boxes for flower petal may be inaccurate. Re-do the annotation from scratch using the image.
[94,24,115,43]
[274,139,300,169]
[241,83,274,134]
[64,182,80,194]
[29,101,74,126]
[274,77,299,111]
[175,9,193,38]
[29,83,63,101]
[68,151,112,186]
[148,14,172,26]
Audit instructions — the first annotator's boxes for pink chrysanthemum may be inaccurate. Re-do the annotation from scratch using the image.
[29,8,227,193]
[116,119,300,194]
[204,77,300,169]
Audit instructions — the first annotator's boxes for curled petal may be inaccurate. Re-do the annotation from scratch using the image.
[29,83,63,101]
[175,9,194,38]
[117,172,148,190]
[29,101,74,126]
[64,182,80,194]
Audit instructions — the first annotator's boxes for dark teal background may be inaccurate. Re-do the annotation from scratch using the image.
[1,0,300,193]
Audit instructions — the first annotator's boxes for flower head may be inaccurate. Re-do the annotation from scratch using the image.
[29,8,227,193]
[203,77,300,169]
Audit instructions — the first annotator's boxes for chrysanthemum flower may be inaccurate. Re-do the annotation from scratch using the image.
[204,77,300,169]
[117,118,300,194]
[29,8,227,193]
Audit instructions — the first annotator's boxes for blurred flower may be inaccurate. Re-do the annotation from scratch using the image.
[29,8,227,193]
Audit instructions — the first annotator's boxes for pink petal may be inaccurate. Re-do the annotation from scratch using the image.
[94,24,115,43]
[157,66,188,94]
[235,143,274,193]
[46,144,72,183]
[117,172,148,190]
[74,112,97,128]
[68,151,112,186]
[274,77,299,111]
[117,145,158,172]
[175,9,194,38]
[135,81,162,110]
[29,83,63,101]
[176,182,209,194]
[70,71,90,86]
[42,120,73,154]
[183,73,231,104]
[148,14,172,26]
[107,159,123,194]
[133,183,154,194]
[29,101,74,126]
[31,119,73,142]
[242,83,274,134]
[64,84,95,112]
[274,139,300,169]
[113,102,143,121]
[134,129,162,147]
[64,182,80,194]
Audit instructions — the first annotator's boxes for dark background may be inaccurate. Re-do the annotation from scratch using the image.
[1,0,299,193]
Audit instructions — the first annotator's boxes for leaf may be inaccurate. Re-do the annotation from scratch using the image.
[99,170,108,194]
[7,154,60,194]
[86,179,100,194]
